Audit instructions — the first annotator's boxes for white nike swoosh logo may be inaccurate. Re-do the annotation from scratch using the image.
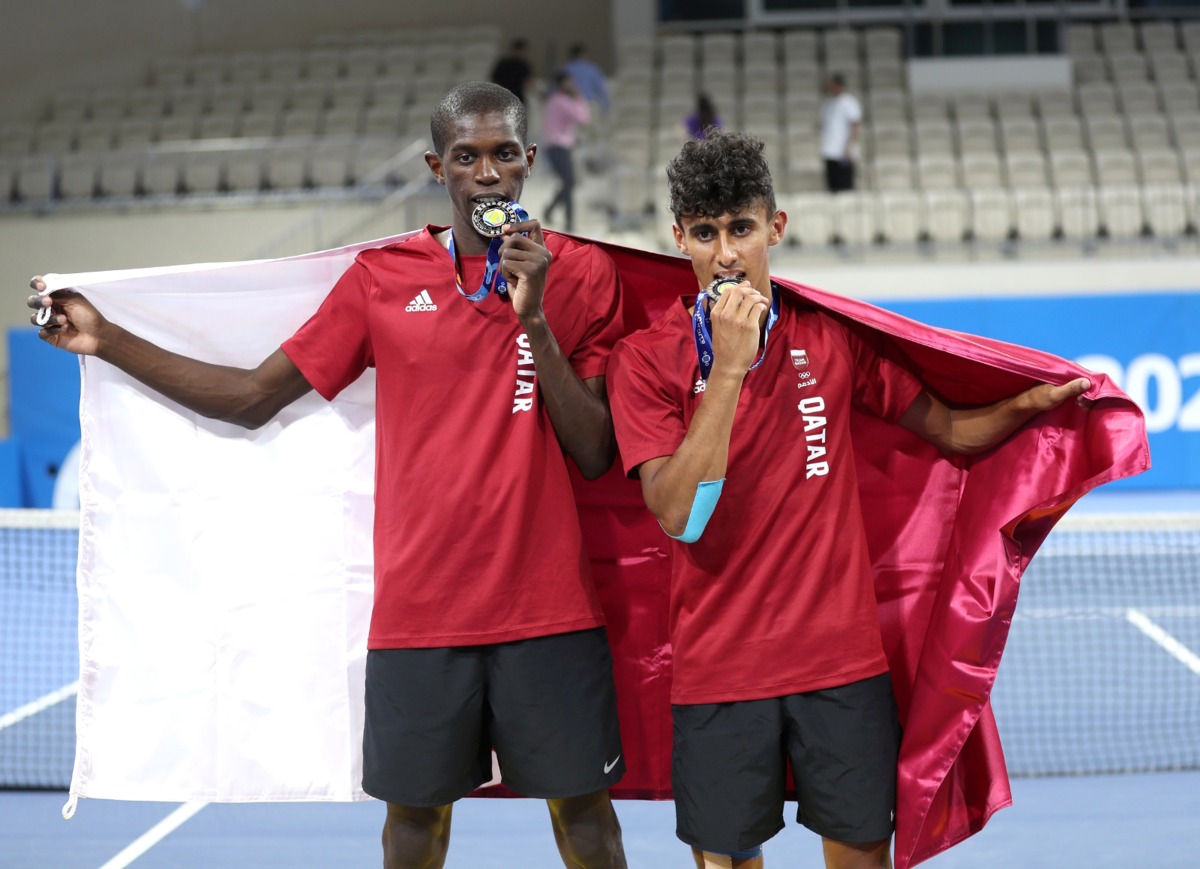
[604,755,621,774]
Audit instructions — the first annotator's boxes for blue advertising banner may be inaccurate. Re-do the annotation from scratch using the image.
[878,292,1199,490]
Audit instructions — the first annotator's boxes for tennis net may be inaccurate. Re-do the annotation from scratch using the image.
[1,509,1198,788]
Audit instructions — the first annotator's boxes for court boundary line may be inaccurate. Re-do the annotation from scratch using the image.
[1126,608,1200,675]
[0,680,78,731]
[96,801,208,869]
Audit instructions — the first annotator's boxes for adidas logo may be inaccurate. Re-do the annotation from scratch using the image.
[405,290,437,312]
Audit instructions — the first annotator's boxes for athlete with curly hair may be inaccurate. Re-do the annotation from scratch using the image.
[606,129,1090,869]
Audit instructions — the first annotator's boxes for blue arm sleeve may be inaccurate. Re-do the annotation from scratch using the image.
[662,478,725,544]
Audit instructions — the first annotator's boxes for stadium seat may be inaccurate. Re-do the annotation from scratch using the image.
[871,156,914,190]
[831,191,877,246]
[1142,183,1190,237]
[1180,21,1200,54]
[1078,82,1118,115]
[190,56,226,89]
[877,190,924,243]
[1140,21,1179,53]
[289,82,330,114]
[97,152,140,197]
[1063,24,1097,57]
[343,47,382,81]
[870,121,911,158]
[957,120,998,155]
[126,88,170,119]
[33,122,75,153]
[785,193,834,248]
[1129,114,1172,152]
[228,53,265,86]
[1094,149,1139,186]
[1172,114,1200,155]
[75,121,114,152]
[156,116,197,143]
[910,97,949,123]
[923,188,969,242]
[309,144,351,188]
[195,113,239,140]
[994,92,1034,122]
[961,153,1003,188]
[266,50,304,84]
[114,117,156,149]
[167,87,206,119]
[1035,90,1075,118]
[951,94,992,124]
[1000,118,1041,153]
[0,156,14,202]
[781,29,819,60]
[305,48,343,81]
[1073,56,1109,86]
[1050,151,1095,187]
[89,89,129,122]
[265,146,308,190]
[150,56,190,89]
[49,93,88,125]
[57,152,98,199]
[968,188,1014,241]
[0,124,34,154]
[1162,83,1200,116]
[1108,53,1150,85]
[1056,185,1100,239]
[823,29,860,68]
[1005,152,1048,187]
[1013,187,1057,241]
[1085,116,1128,152]
[1099,22,1138,55]
[743,94,782,129]
[661,34,696,71]
[743,32,778,65]
[140,151,183,196]
[224,151,265,192]
[1147,52,1190,86]
[863,27,902,61]
[1117,83,1160,116]
[320,107,362,138]
[239,111,281,140]
[916,154,958,189]
[208,84,249,116]
[279,109,322,140]
[182,151,224,194]
[15,155,55,201]
[1044,117,1085,151]
[1098,184,1145,238]
[1139,148,1184,184]
[866,90,907,124]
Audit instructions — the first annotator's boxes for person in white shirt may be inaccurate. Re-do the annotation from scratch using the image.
[819,73,862,194]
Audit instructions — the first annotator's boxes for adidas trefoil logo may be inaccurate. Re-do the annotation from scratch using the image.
[405,290,437,312]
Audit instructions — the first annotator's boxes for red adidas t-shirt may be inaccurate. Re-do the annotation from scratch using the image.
[608,290,923,704]
[282,227,624,648]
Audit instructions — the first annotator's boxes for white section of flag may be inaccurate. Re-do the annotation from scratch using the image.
[43,233,420,804]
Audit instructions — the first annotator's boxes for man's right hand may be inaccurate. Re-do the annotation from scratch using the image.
[707,282,770,380]
[28,276,108,357]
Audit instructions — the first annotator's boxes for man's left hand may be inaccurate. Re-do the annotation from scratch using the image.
[1022,377,1094,412]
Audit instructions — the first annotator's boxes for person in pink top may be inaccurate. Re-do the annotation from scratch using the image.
[541,71,592,232]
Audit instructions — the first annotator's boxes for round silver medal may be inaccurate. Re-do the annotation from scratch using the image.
[471,200,520,237]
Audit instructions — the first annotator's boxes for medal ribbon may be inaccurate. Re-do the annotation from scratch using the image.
[692,282,781,382]
[447,202,530,302]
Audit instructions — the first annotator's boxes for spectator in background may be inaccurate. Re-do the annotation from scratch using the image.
[562,42,610,116]
[491,38,536,105]
[682,93,723,141]
[820,73,862,193]
[542,72,592,233]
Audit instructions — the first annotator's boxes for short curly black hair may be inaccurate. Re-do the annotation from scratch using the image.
[667,129,777,224]
[430,81,528,155]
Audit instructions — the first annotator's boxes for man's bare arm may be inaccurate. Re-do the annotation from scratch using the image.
[29,281,313,429]
[899,378,1092,455]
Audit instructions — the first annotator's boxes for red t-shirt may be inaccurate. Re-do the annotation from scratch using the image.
[282,227,624,648]
[608,289,923,704]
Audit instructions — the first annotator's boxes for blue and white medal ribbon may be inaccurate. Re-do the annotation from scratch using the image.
[448,200,530,302]
[693,281,781,382]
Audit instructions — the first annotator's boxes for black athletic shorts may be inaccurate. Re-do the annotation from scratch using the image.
[362,627,625,807]
[672,673,900,853]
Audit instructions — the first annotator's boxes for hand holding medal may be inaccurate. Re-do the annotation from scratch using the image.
[450,199,550,317]
[693,275,779,382]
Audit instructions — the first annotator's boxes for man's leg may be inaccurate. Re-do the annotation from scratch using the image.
[690,846,764,868]
[382,803,454,869]
[822,837,891,869]
[546,789,627,868]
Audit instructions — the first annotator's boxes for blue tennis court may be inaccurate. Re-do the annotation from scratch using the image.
[3,491,1199,867]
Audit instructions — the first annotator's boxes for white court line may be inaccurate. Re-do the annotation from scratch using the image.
[1126,608,1200,676]
[97,802,208,869]
[0,681,78,731]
